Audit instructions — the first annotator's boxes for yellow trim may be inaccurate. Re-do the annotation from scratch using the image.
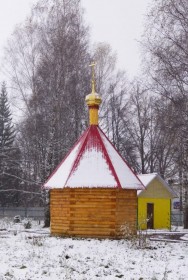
[89,106,99,125]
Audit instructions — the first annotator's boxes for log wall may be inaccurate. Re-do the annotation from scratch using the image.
[50,188,137,238]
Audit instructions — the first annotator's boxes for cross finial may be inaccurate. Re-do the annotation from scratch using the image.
[89,62,96,94]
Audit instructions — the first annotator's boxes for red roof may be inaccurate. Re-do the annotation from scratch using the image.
[44,125,144,190]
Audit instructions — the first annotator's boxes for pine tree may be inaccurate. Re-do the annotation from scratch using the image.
[0,82,14,152]
[0,82,20,206]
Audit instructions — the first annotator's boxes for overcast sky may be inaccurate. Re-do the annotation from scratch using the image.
[0,0,152,79]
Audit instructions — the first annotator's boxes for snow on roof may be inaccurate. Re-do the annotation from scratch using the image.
[138,173,158,187]
[43,126,144,190]
[137,173,177,197]
[99,129,144,189]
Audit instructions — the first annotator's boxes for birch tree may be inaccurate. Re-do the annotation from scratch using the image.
[3,0,90,189]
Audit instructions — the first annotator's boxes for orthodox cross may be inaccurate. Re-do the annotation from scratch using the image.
[89,62,96,93]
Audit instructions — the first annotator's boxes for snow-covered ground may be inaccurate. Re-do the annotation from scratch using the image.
[0,218,188,280]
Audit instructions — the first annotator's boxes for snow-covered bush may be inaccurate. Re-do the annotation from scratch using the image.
[13,215,21,223]
[23,220,32,229]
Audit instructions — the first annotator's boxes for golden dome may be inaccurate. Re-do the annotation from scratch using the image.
[85,92,102,107]
[85,62,102,125]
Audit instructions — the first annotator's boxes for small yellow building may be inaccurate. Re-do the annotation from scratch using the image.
[137,173,177,230]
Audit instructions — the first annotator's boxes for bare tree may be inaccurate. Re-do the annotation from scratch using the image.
[127,83,152,173]
[141,0,188,225]
[2,0,90,200]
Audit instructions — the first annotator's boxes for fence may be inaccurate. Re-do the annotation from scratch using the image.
[171,212,184,227]
[0,207,184,227]
[0,207,44,220]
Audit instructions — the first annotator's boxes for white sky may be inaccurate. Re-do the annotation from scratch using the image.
[0,0,37,50]
[82,0,151,77]
[0,0,151,79]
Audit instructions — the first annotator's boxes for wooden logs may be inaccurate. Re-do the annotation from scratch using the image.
[50,188,137,238]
